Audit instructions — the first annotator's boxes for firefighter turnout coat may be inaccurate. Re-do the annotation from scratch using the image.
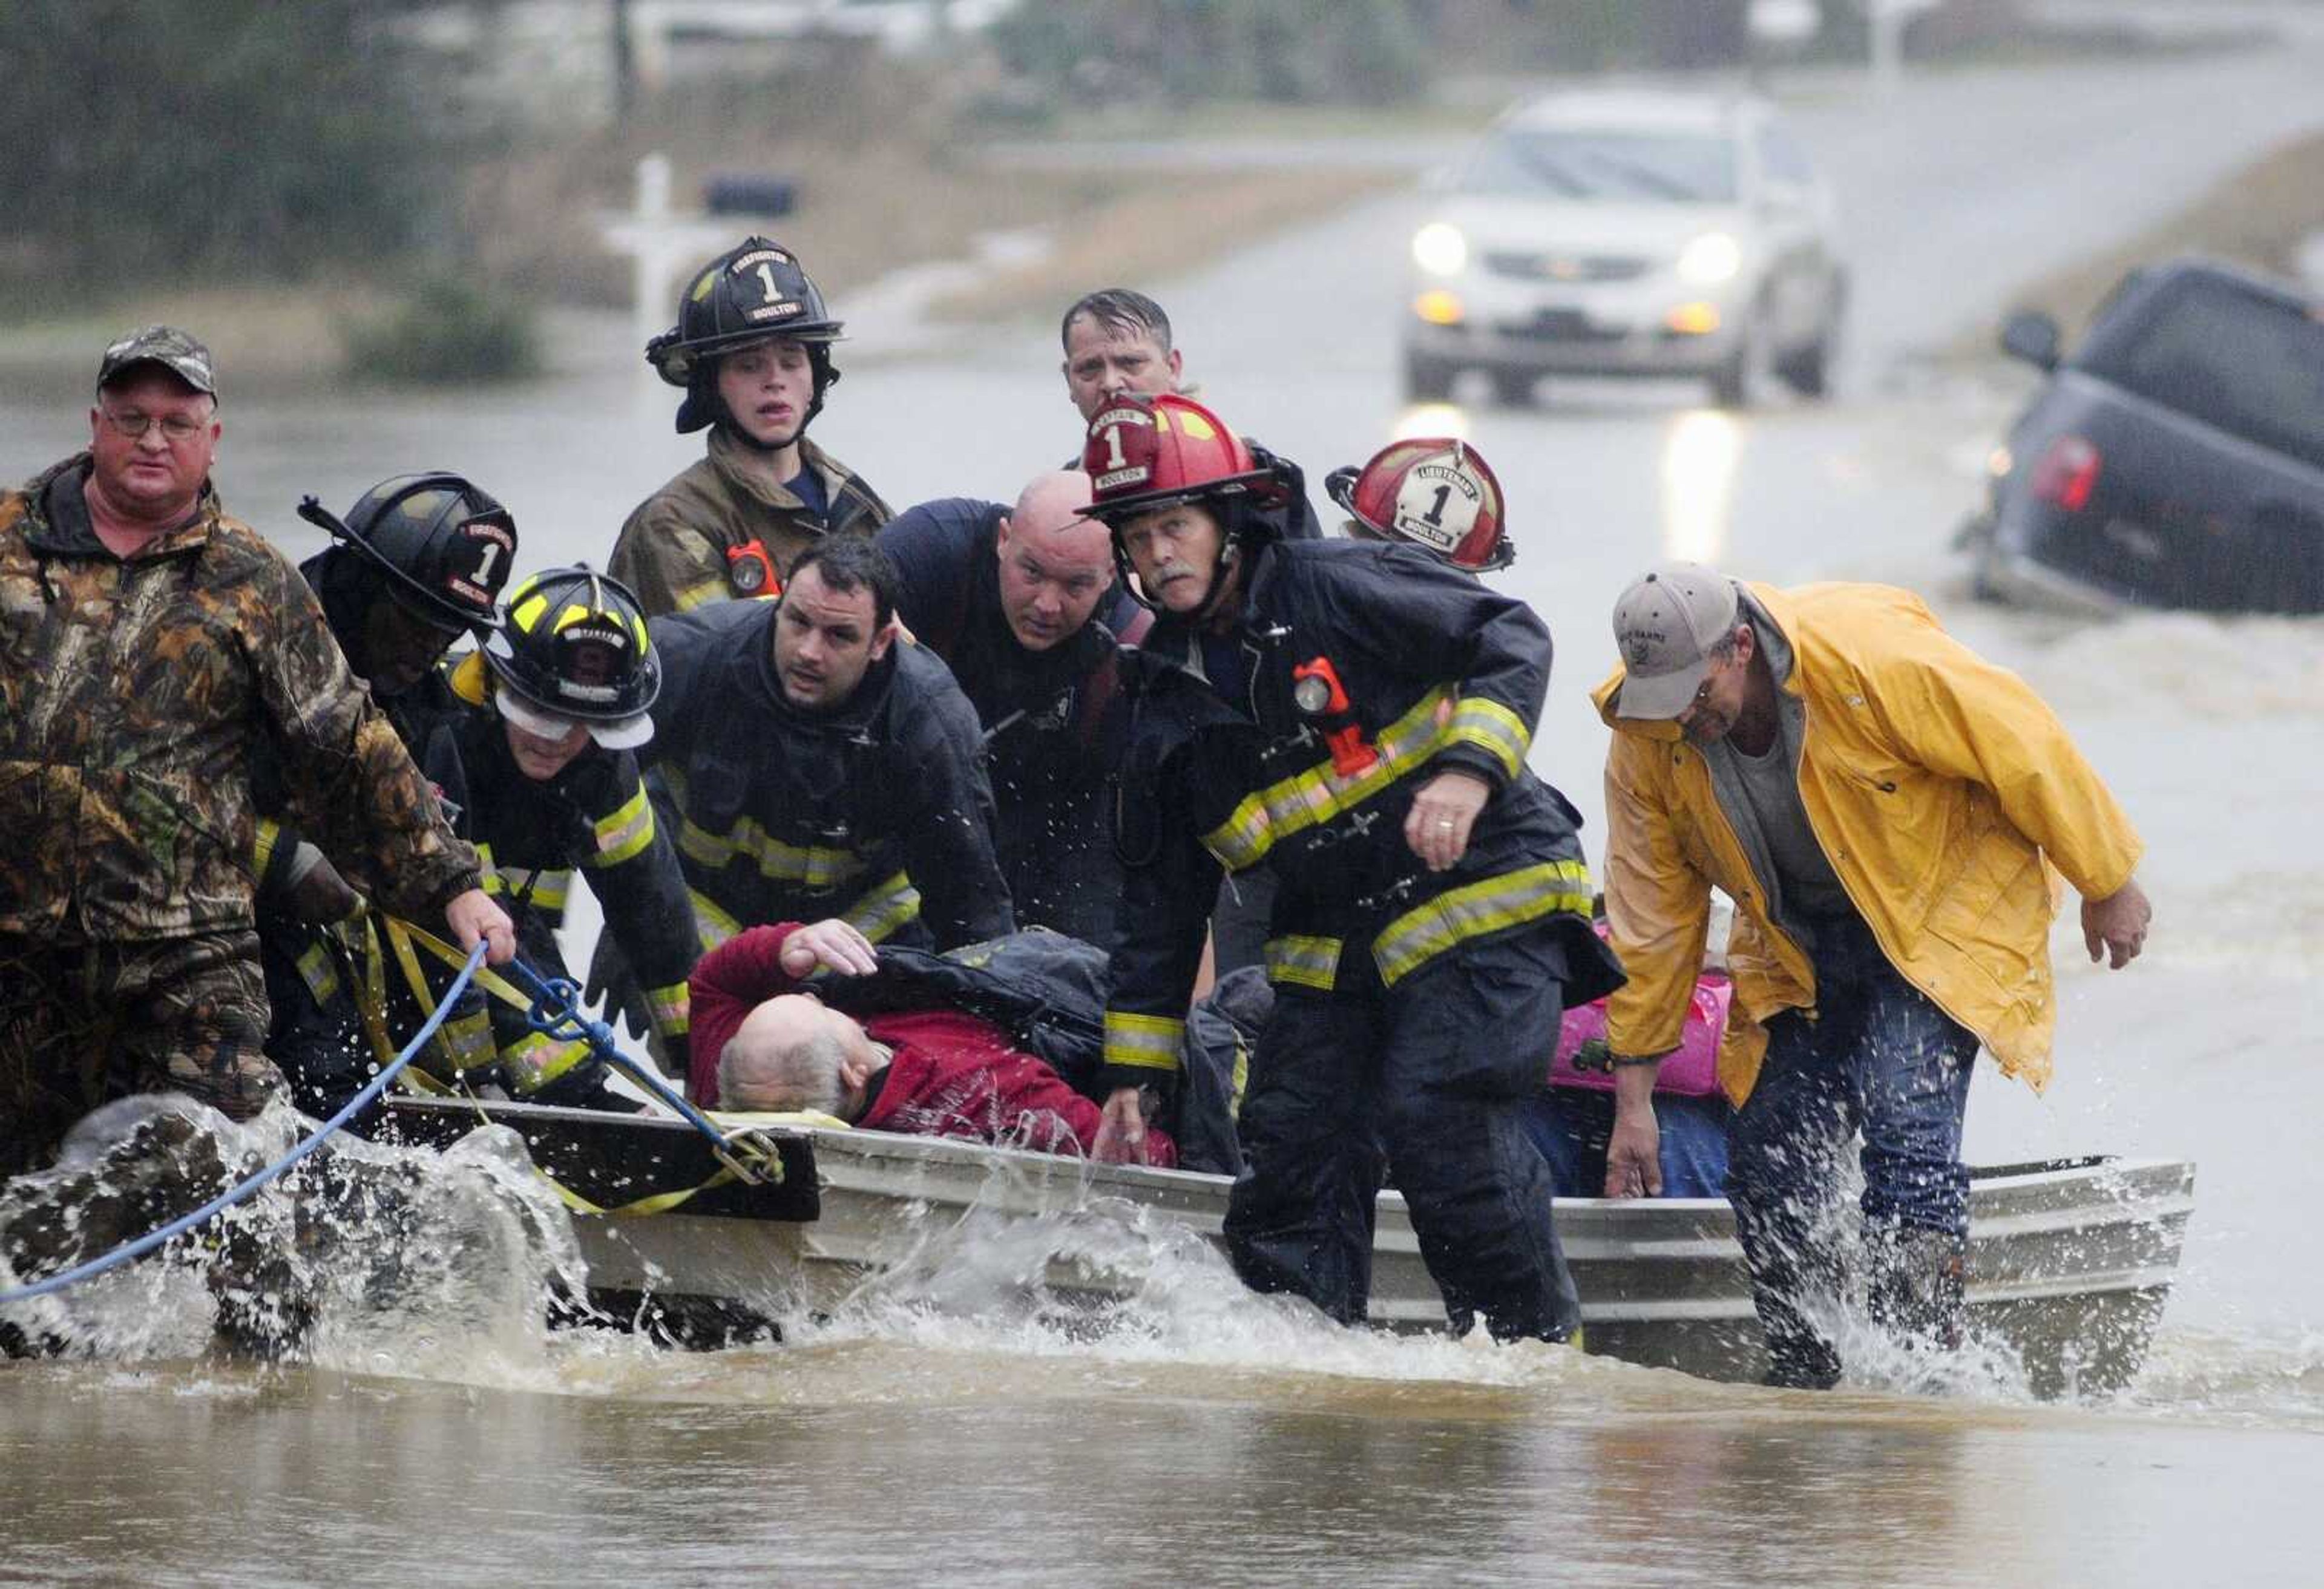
[642,598,1015,951]
[1100,539,1620,1094]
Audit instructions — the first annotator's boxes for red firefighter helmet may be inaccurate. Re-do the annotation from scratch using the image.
[1325,437,1512,572]
[1079,393,1287,523]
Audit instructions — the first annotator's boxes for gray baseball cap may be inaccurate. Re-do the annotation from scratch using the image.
[97,325,217,397]
[1610,563,1741,720]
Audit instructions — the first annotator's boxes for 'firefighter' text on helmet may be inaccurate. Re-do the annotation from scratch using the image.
[1325,438,1512,572]
[481,566,660,751]
[646,236,844,437]
[296,472,518,633]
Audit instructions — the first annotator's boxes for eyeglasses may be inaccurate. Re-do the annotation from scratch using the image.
[100,407,211,444]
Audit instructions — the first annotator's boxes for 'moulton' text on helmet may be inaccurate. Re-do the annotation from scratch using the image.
[646,236,844,436]
[1325,437,1513,572]
[297,473,518,633]
[482,566,661,743]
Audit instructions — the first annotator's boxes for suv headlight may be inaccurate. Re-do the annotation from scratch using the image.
[1412,222,1468,277]
[1676,232,1743,286]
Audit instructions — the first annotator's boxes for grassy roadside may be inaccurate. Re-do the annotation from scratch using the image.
[1944,126,2324,359]
[923,166,1400,324]
[0,131,1411,395]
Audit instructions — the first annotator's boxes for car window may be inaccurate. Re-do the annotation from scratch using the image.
[1459,129,1738,203]
[2078,274,2324,472]
[1757,123,1816,188]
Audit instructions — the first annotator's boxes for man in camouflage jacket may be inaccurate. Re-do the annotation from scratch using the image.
[0,327,512,1177]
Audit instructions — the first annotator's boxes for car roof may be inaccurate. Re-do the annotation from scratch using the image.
[1498,88,1763,137]
[2130,253,2320,312]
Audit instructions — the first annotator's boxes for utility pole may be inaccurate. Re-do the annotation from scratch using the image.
[1866,0,1937,96]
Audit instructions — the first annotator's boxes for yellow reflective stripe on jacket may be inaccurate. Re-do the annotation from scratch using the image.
[842,871,921,944]
[588,788,655,868]
[502,1029,593,1092]
[436,1009,500,1074]
[1445,696,1531,782]
[1264,934,1343,992]
[676,814,869,893]
[293,939,341,1006]
[645,980,691,1037]
[1371,859,1594,988]
[487,863,571,913]
[1202,687,1452,873]
[672,577,730,613]
[1104,1011,1185,1073]
[253,817,283,883]
[690,888,743,954]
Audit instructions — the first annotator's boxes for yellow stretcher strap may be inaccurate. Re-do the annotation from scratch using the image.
[416,1080,801,1217]
[384,915,533,1011]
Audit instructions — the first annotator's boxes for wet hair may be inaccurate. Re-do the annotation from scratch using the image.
[1060,289,1173,355]
[786,536,897,629]
[719,1023,850,1115]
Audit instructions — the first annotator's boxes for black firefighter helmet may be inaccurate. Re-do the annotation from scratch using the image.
[297,473,516,634]
[479,565,660,750]
[646,236,845,436]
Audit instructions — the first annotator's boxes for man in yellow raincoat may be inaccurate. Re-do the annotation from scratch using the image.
[1595,563,2152,1388]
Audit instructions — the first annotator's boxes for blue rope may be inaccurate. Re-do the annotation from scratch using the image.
[0,941,490,1309]
[499,955,742,1154]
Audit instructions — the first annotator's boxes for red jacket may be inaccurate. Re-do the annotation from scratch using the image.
[689,923,1178,1167]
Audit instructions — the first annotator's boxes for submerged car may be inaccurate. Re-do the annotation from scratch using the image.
[1965,257,2324,614]
[1402,88,1846,408]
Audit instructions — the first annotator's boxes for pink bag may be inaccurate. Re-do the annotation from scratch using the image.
[1549,972,1728,1098]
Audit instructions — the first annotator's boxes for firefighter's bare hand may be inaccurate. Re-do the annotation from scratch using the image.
[1604,1098,1663,1198]
[1405,768,1492,872]
[445,888,516,966]
[780,918,880,979]
[287,847,359,924]
[1094,1086,1149,1165]
[2082,876,2152,969]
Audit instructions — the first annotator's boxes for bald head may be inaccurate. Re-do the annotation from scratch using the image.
[717,994,876,1118]
[994,470,1114,651]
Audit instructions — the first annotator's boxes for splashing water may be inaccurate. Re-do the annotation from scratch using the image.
[0,1095,597,1384]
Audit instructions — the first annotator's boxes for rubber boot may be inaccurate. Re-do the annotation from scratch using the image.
[1866,1224,1968,1352]
[1750,1256,1845,1389]
[1737,1211,1847,1389]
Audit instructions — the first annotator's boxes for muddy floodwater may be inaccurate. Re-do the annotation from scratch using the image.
[10,33,2324,1587]
[2,1334,2319,1588]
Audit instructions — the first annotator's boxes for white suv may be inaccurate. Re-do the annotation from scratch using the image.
[1402,89,1846,408]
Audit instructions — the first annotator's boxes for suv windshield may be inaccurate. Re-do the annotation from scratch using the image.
[1458,129,1738,203]
[2078,272,2324,473]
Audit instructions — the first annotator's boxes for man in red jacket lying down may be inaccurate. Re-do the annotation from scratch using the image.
[688,918,1178,1167]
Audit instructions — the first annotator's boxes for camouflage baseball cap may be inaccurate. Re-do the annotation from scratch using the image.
[97,325,217,397]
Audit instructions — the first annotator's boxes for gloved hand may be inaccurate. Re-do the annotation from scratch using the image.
[583,934,653,1041]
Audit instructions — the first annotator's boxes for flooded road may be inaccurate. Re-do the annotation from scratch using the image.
[8,33,2324,1587]
[2,1347,2318,1587]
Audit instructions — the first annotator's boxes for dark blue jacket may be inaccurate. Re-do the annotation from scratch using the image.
[1100,538,1620,1093]
[642,598,1014,951]
[879,497,1147,942]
